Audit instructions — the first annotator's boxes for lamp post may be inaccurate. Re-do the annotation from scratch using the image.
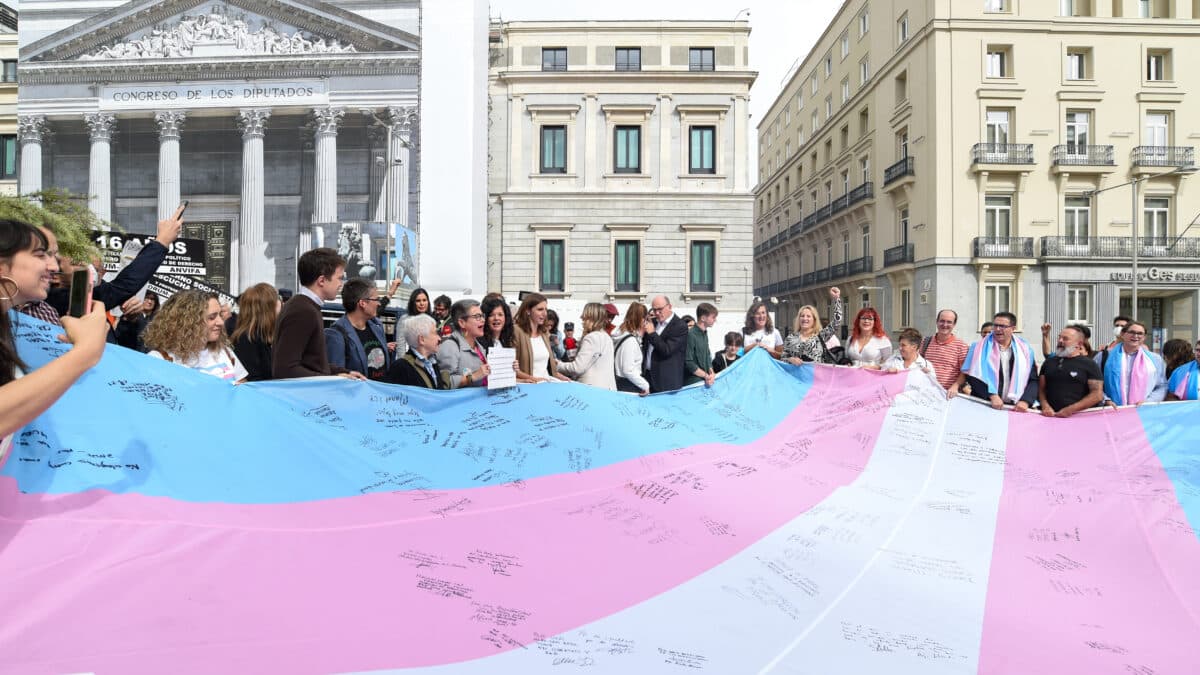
[363,109,412,289]
[1084,164,1197,315]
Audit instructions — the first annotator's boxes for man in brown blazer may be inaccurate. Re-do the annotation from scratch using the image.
[272,247,366,380]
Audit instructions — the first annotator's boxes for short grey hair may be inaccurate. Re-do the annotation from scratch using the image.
[402,313,437,353]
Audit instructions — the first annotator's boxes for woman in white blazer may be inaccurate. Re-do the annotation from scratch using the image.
[556,303,617,390]
[844,306,893,369]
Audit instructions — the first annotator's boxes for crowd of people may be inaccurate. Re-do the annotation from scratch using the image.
[5,208,1200,457]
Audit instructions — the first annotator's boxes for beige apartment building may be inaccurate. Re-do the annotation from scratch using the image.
[0,4,16,197]
[488,20,756,322]
[753,0,1200,349]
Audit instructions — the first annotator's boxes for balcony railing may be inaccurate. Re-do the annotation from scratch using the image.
[884,157,915,185]
[1132,146,1195,168]
[1041,236,1200,259]
[816,204,832,221]
[883,243,914,267]
[847,255,873,276]
[802,271,816,287]
[971,143,1035,165]
[815,268,831,283]
[1052,144,1115,166]
[830,194,850,215]
[848,182,874,205]
[830,262,847,279]
[972,237,1034,258]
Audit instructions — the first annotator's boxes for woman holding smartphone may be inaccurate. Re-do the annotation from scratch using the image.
[1,220,109,462]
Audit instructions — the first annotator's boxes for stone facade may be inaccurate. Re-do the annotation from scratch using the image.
[488,20,756,324]
[754,0,1200,348]
[18,0,419,294]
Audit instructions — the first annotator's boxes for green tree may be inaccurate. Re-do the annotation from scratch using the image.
[0,190,113,262]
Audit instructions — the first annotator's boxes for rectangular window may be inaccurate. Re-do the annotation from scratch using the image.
[900,288,912,326]
[1066,286,1092,326]
[811,75,819,95]
[615,47,641,71]
[1065,111,1091,153]
[897,13,910,44]
[841,78,850,104]
[985,109,1011,145]
[690,241,716,292]
[1147,52,1166,81]
[1064,196,1091,243]
[540,240,565,291]
[985,284,1011,318]
[860,57,871,85]
[1066,50,1087,80]
[689,47,714,72]
[796,91,804,110]
[985,195,1013,238]
[614,126,641,173]
[895,71,908,102]
[825,96,832,120]
[1139,0,1151,17]
[841,169,850,195]
[824,55,833,78]
[811,111,819,132]
[1060,0,1076,15]
[898,130,909,159]
[900,207,910,244]
[0,135,16,180]
[614,240,640,292]
[1,61,15,83]
[842,232,851,261]
[859,9,870,37]
[985,0,1008,12]
[542,47,567,72]
[986,48,1008,78]
[540,126,567,174]
[1144,197,1170,240]
[862,224,871,256]
[826,239,834,267]
[689,126,716,174]
[1145,112,1169,146]
[841,32,850,59]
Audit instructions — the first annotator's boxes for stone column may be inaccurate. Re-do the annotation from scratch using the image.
[17,116,47,196]
[237,109,271,290]
[154,111,186,221]
[298,127,316,251]
[387,106,416,224]
[84,113,116,222]
[658,94,673,191]
[583,94,598,190]
[311,107,344,226]
[367,124,387,222]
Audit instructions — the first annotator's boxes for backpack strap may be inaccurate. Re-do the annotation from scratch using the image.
[919,336,933,358]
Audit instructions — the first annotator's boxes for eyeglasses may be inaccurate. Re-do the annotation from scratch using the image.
[1125,331,1146,337]
[860,316,876,321]
[992,324,1013,331]
[465,313,485,321]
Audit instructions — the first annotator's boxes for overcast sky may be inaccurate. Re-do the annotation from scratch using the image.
[489,0,844,177]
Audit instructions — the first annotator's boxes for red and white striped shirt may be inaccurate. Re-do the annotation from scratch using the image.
[922,333,968,390]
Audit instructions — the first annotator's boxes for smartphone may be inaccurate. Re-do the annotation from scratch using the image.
[67,267,96,318]
[178,200,189,216]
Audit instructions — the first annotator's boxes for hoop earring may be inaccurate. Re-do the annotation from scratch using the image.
[0,275,16,304]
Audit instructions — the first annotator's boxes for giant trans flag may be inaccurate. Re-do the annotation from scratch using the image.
[2,314,1199,674]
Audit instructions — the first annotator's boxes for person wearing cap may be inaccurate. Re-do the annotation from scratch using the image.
[603,303,620,335]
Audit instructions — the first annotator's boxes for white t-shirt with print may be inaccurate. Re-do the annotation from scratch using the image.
[149,347,248,382]
[744,328,783,351]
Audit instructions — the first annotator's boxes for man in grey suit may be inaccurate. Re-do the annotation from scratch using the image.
[642,294,689,393]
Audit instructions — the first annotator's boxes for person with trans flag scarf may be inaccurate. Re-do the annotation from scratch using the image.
[950,311,1038,411]
[1096,320,1166,406]
[1165,339,1200,401]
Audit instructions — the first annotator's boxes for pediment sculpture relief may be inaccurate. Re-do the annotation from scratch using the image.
[78,5,358,60]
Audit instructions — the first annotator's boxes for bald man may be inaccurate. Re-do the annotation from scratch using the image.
[642,294,689,393]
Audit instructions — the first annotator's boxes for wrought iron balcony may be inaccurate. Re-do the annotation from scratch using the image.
[972,237,1034,258]
[815,268,831,283]
[802,271,816,287]
[1041,236,1200,259]
[830,194,850,215]
[971,143,1035,165]
[883,243,914,267]
[1052,145,1115,166]
[884,157,915,185]
[829,262,847,279]
[816,204,833,221]
[848,182,874,205]
[1132,146,1195,168]
[803,213,820,230]
[847,255,873,276]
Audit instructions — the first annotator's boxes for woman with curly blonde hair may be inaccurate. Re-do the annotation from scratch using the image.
[144,290,248,382]
[230,283,280,381]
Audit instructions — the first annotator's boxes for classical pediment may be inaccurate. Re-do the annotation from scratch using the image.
[23,0,419,63]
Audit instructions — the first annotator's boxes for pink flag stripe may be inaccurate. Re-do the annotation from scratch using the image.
[978,409,1200,674]
[0,368,905,675]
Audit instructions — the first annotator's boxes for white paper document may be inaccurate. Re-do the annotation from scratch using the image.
[486,346,517,389]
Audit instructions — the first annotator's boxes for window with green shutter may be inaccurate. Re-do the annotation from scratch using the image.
[540,240,565,291]
[690,241,715,292]
[614,240,640,292]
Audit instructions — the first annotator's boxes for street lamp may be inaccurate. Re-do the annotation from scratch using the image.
[1084,164,1197,314]
[363,109,413,290]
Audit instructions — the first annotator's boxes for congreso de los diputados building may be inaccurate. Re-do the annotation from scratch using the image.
[18,0,420,293]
